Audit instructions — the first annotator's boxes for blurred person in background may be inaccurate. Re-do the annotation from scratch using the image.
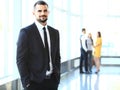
[87,33,94,73]
[94,31,102,74]
[80,28,89,74]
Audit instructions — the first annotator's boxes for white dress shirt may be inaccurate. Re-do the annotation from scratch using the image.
[80,34,88,52]
[35,20,53,75]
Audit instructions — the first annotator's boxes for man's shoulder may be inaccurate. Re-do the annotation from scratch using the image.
[47,25,59,34]
[21,23,36,30]
[47,25,57,30]
[80,34,83,37]
[20,23,37,34]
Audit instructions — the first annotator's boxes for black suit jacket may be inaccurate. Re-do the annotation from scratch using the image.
[16,23,61,88]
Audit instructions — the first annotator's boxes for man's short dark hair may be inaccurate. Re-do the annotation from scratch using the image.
[34,0,48,8]
[82,28,86,32]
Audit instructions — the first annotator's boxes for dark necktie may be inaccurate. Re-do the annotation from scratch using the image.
[43,27,50,71]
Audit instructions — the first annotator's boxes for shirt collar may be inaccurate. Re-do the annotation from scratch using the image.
[35,20,47,31]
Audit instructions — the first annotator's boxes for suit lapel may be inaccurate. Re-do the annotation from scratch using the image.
[32,23,44,48]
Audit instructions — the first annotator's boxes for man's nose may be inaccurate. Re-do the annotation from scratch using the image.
[41,11,46,15]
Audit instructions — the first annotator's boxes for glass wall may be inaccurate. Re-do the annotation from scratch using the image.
[0,0,20,78]
[82,0,120,56]
[0,0,120,80]
[52,0,81,62]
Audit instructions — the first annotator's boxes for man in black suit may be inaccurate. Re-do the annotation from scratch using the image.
[16,1,61,90]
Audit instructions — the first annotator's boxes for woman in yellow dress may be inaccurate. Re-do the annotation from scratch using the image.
[94,31,102,73]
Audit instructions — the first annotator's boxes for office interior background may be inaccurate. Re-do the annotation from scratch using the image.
[0,0,120,89]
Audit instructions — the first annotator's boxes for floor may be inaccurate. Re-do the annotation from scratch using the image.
[58,66,120,90]
[0,58,120,90]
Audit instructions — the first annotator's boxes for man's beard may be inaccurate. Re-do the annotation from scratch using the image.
[37,18,47,23]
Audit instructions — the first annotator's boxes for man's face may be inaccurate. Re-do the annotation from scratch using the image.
[33,4,49,23]
[83,30,86,34]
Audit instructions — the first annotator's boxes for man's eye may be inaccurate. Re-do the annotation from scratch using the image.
[38,10,42,12]
[44,10,47,12]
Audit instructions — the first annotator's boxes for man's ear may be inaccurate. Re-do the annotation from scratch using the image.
[48,10,50,15]
[32,11,35,15]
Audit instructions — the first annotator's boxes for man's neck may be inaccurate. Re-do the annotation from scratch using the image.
[35,20,47,26]
[40,22,47,26]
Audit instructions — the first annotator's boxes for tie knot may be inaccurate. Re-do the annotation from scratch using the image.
[43,27,46,31]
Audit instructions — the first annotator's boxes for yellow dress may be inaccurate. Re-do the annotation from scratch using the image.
[94,37,102,57]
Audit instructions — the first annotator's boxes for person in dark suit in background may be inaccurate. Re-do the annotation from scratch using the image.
[80,28,89,74]
[16,0,61,90]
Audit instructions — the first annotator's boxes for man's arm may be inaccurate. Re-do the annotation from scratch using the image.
[53,30,61,83]
[16,29,30,88]
[81,36,87,52]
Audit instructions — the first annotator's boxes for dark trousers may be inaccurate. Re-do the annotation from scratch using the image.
[80,48,88,72]
[24,76,59,90]
[87,50,93,71]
